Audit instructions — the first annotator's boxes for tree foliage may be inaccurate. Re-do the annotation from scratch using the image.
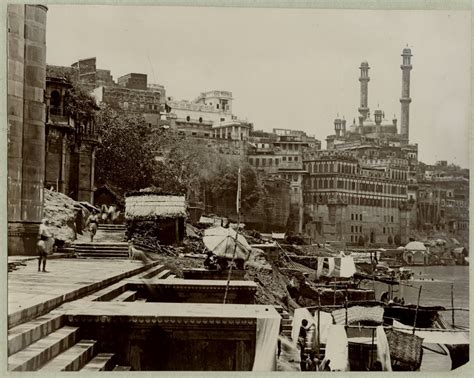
[95,106,155,195]
[63,84,98,124]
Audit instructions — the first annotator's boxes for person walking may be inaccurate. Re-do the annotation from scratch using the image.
[37,218,54,272]
[86,210,100,242]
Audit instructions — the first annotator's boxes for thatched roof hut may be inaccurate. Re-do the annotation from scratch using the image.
[125,191,187,245]
[125,193,187,220]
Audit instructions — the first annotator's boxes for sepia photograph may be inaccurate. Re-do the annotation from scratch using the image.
[4,1,471,373]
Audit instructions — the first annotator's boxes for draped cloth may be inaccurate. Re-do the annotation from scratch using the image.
[376,326,392,371]
[313,310,333,345]
[316,257,356,279]
[291,308,316,344]
[252,316,281,371]
[321,325,350,371]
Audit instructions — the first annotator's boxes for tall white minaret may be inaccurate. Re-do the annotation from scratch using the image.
[400,47,413,145]
[358,61,370,120]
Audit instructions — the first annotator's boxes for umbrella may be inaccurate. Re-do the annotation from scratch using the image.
[405,241,427,251]
[203,226,251,260]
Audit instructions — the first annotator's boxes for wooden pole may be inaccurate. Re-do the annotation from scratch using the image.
[317,294,321,359]
[345,286,348,326]
[451,283,455,327]
[413,285,422,334]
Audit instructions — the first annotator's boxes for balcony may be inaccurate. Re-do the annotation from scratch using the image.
[278,161,303,170]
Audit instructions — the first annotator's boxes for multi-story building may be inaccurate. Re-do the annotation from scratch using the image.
[70,57,164,127]
[44,65,101,203]
[246,129,321,233]
[164,90,252,141]
[303,150,411,244]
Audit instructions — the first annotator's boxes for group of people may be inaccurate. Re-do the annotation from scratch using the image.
[295,319,330,371]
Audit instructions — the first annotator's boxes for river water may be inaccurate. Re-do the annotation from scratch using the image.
[361,265,469,371]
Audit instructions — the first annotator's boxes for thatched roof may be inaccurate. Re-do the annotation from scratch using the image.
[125,194,187,220]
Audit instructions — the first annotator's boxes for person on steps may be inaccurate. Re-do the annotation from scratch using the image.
[37,218,53,272]
[86,210,100,242]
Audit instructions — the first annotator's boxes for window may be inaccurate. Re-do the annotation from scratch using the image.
[217,104,220,109]
[283,157,287,161]
[295,156,298,161]
[199,117,203,123]
[186,116,190,121]
[220,118,225,122]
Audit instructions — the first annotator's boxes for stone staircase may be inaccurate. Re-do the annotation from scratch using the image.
[7,314,129,372]
[275,305,293,339]
[7,264,177,372]
[95,224,126,243]
[74,242,129,259]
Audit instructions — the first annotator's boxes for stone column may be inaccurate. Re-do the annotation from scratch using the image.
[8,4,48,256]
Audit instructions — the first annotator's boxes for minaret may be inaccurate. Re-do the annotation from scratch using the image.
[400,47,413,145]
[358,61,370,120]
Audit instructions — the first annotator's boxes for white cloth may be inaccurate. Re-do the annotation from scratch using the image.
[393,320,470,345]
[322,324,349,371]
[327,258,335,276]
[376,325,392,371]
[316,257,324,279]
[313,310,333,345]
[252,316,280,371]
[291,308,316,344]
[340,256,356,277]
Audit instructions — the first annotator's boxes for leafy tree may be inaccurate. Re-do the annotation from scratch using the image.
[387,235,393,245]
[394,234,402,246]
[63,84,98,125]
[95,106,155,195]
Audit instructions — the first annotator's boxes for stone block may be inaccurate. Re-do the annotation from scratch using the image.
[8,60,25,82]
[8,37,24,61]
[24,65,46,89]
[26,45,45,65]
[7,107,23,128]
[8,222,41,256]
[8,79,24,99]
[24,86,45,102]
[25,101,45,123]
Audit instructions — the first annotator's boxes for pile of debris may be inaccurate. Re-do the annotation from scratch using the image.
[43,189,92,244]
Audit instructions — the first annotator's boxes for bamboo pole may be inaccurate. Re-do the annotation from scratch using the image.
[317,294,321,359]
[413,285,423,334]
[451,283,455,327]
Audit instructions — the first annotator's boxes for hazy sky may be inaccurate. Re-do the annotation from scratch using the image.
[46,6,471,167]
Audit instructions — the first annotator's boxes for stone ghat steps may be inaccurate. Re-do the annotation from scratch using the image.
[8,325,79,371]
[38,339,96,371]
[8,312,64,356]
[80,353,116,372]
[82,264,174,302]
[74,242,129,259]
[98,224,126,231]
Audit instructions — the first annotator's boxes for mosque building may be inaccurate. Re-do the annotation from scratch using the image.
[303,48,417,245]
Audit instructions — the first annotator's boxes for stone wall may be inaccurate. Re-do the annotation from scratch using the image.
[102,86,160,114]
[304,203,408,245]
[7,4,48,255]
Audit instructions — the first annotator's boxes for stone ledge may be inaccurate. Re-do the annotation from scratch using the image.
[8,261,160,329]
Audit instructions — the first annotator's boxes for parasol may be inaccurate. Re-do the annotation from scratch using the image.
[203,226,251,260]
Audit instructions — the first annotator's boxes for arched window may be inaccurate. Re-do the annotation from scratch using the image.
[186,116,190,121]
[50,90,61,115]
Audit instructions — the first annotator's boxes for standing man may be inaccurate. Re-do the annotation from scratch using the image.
[86,210,100,242]
[37,218,54,272]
